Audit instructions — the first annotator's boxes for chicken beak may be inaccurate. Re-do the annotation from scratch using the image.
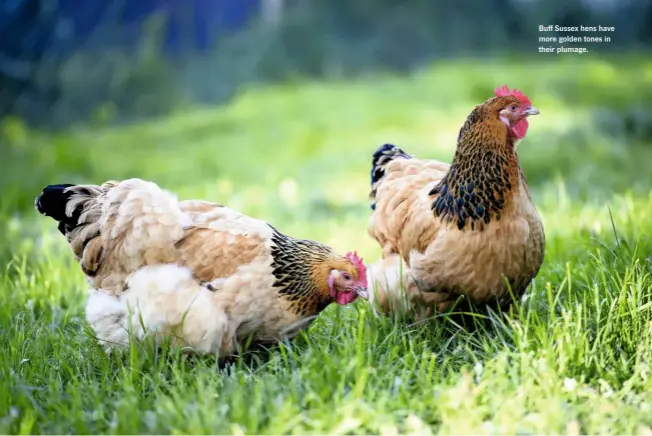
[355,287,369,301]
[524,106,540,116]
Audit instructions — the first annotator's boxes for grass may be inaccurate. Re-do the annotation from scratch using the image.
[2,55,652,434]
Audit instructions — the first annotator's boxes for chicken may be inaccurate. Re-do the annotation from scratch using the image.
[34,178,368,357]
[366,85,545,317]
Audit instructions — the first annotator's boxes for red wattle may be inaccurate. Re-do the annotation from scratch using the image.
[336,292,357,305]
[512,119,529,139]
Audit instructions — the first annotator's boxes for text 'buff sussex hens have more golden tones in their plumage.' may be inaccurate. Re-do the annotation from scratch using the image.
[35,179,368,358]
[367,85,545,317]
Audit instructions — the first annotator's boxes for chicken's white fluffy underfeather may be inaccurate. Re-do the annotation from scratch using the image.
[86,264,230,354]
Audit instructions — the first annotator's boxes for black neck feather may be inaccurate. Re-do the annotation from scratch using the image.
[429,144,516,231]
[269,227,334,315]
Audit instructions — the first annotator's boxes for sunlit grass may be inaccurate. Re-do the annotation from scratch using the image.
[1,56,652,433]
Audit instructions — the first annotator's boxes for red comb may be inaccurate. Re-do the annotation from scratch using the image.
[346,251,367,284]
[494,85,531,106]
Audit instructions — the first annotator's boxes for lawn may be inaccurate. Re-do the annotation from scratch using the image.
[2,56,652,434]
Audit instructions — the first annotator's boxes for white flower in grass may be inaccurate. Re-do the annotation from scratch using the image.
[473,361,483,379]
[563,377,577,392]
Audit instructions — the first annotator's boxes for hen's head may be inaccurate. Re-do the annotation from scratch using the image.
[487,85,539,139]
[327,251,368,305]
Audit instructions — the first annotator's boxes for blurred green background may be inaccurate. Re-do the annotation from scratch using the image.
[1,0,651,215]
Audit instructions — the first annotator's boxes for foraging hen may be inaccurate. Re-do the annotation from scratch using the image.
[367,85,545,316]
[35,178,367,357]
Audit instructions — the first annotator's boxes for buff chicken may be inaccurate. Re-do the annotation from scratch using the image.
[35,178,368,357]
[367,85,545,317]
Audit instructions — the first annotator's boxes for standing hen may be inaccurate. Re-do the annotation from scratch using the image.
[367,85,544,316]
[35,178,367,357]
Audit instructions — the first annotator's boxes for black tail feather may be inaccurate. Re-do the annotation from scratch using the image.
[369,144,411,210]
[35,184,80,235]
[370,144,411,186]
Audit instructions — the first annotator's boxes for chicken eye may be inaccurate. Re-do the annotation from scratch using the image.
[342,273,352,281]
[510,104,518,111]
